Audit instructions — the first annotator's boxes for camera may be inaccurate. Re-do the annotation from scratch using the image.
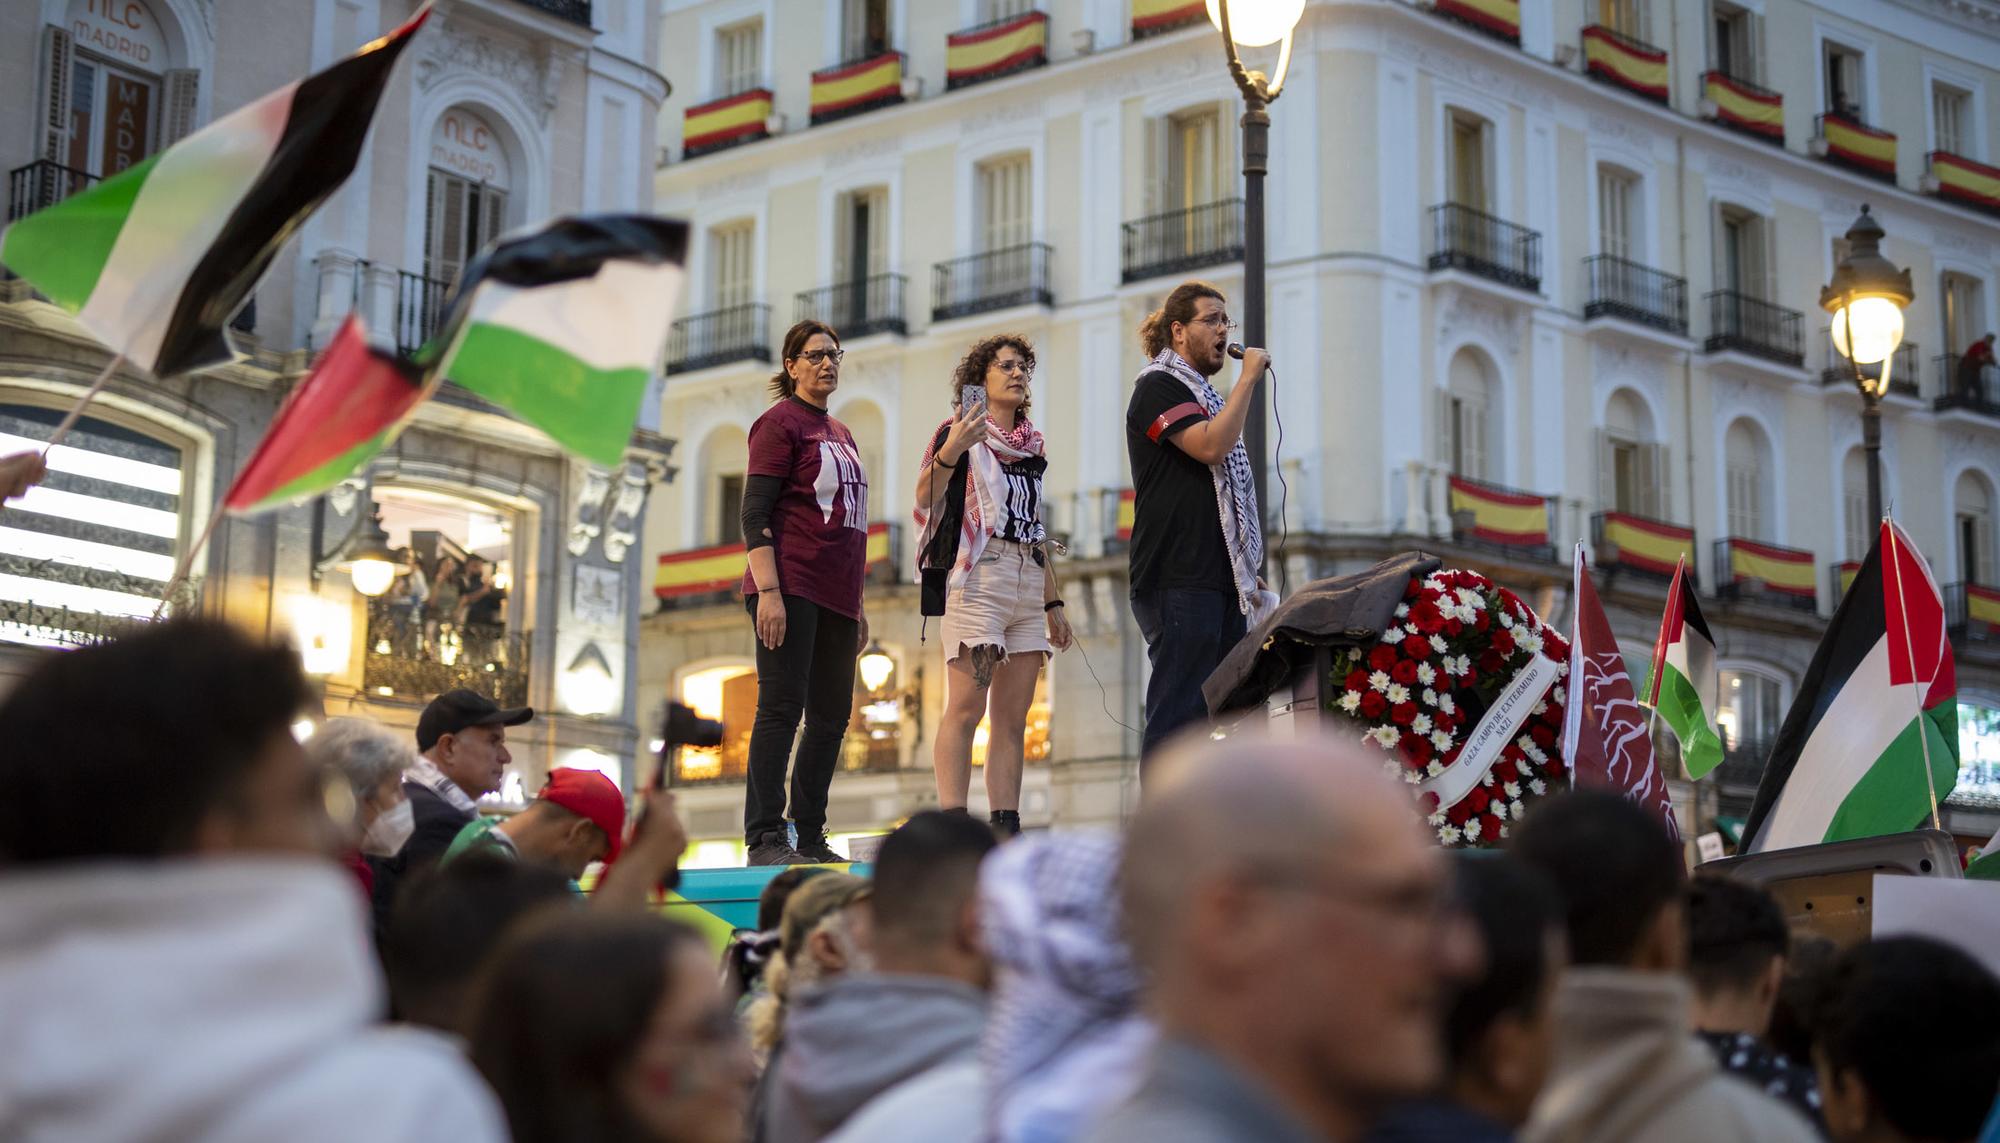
[662,700,724,752]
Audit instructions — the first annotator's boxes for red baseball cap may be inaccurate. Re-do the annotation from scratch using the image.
[540,768,626,864]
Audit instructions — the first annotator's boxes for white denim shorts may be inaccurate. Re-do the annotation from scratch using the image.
[940,538,1051,663]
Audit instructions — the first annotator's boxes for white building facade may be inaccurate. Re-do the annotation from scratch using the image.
[642,0,2000,860]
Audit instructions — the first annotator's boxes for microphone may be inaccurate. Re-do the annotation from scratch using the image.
[1227,343,1244,359]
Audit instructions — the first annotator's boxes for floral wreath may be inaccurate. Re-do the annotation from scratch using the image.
[1328,569,1572,848]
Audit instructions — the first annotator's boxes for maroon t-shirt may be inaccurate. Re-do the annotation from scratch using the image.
[740,397,870,619]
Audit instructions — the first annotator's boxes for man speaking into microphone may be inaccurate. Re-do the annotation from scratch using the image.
[1124,280,1269,768]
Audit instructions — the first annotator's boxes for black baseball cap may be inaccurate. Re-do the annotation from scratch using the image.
[416,689,534,752]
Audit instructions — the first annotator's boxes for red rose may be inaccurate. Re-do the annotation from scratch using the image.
[1467,786,1489,812]
[1478,650,1505,674]
[1344,668,1368,692]
[1445,618,1464,637]
[1410,600,1445,634]
[1544,758,1567,778]
[1495,760,1520,783]
[1490,629,1516,656]
[1447,800,1473,825]
[1473,610,1490,632]
[1391,659,1420,686]
[1369,644,1399,672]
[1401,634,1432,660]
[1530,723,1556,748]
[1359,691,1387,719]
[1391,702,1418,726]
[1420,791,1440,814]
[1480,812,1505,840]
[1404,735,1435,765]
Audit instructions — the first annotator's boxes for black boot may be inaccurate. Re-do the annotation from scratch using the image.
[988,810,1021,838]
[795,827,843,864]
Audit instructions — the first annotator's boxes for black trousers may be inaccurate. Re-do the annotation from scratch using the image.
[743,593,857,843]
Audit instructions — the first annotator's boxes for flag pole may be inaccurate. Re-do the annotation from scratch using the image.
[152,500,228,621]
[42,353,127,455]
[1881,518,1943,832]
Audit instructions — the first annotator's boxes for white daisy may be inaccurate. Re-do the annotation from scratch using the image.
[1509,800,1526,820]
[1403,770,1423,785]
[1416,663,1437,686]
[1426,760,1444,777]
[1519,631,1544,655]
[1385,683,1411,705]
[1530,779,1548,796]
[1369,670,1391,692]
[1503,781,1521,799]
[1395,603,1410,618]
[1499,611,1515,629]
[1412,714,1433,735]
[1438,694,1457,716]
[1429,634,1449,654]
[1463,819,1483,842]
[1497,822,1510,838]
[1430,730,1453,751]
[1366,726,1401,749]
[1422,688,1438,706]
[1481,771,1496,786]
[1532,700,1548,717]
[1337,692,1362,714]
[1428,810,1447,826]
[1439,825,1462,845]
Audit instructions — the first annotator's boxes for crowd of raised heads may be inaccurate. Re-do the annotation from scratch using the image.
[1,616,1996,1143]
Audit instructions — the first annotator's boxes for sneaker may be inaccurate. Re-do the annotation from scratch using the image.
[747,833,809,866]
[988,810,1022,838]
[796,829,844,864]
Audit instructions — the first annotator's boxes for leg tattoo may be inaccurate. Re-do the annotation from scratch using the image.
[970,643,1003,690]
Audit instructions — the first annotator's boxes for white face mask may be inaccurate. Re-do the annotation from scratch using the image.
[360,797,416,857]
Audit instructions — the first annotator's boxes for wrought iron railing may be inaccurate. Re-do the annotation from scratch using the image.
[5,159,97,223]
[1121,198,1245,283]
[508,0,592,26]
[1428,203,1542,291]
[0,600,162,649]
[795,273,908,339]
[396,270,453,358]
[1945,582,2000,646]
[1715,735,1779,797]
[362,603,530,708]
[932,242,1053,321]
[1704,290,1803,365]
[1583,254,1687,333]
[666,302,773,373]
[1934,352,2000,417]
[1818,330,1918,396]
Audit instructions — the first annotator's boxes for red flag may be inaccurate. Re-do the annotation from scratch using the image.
[223,316,426,514]
[1563,545,1682,845]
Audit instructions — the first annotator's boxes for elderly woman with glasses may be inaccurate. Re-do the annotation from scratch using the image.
[738,320,872,867]
[913,334,1072,838]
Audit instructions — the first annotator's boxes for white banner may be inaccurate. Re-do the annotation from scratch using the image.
[1416,651,1563,811]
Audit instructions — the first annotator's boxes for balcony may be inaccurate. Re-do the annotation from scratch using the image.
[1122,199,1245,284]
[1934,353,2000,418]
[1945,582,2000,648]
[1447,474,1556,562]
[1427,0,1521,44]
[363,602,530,708]
[1583,255,1687,334]
[1830,560,1862,607]
[1813,112,1898,183]
[1926,151,2000,219]
[1715,537,1817,612]
[1428,203,1541,292]
[1820,330,1919,398]
[1130,0,1206,39]
[1581,26,1669,104]
[1592,511,1693,581]
[1704,291,1803,366]
[682,88,774,159]
[6,159,97,223]
[796,273,908,340]
[932,242,1053,322]
[396,270,451,358]
[666,303,772,373]
[1700,71,1784,144]
[810,51,906,126]
[655,522,897,609]
[946,10,1048,90]
[509,0,591,26]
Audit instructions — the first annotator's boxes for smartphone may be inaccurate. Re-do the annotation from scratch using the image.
[959,386,987,419]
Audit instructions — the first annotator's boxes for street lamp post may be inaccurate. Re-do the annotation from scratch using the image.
[1819,205,1914,526]
[1210,0,1303,571]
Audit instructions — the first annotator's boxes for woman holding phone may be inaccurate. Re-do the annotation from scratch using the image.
[913,334,1071,837]
[739,320,871,866]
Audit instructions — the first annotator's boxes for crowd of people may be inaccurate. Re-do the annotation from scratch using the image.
[3,615,1997,1142]
[372,547,508,663]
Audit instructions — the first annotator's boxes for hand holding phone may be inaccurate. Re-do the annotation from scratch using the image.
[959,385,988,420]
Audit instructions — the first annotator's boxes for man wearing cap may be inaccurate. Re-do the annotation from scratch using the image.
[439,768,625,885]
[402,688,534,871]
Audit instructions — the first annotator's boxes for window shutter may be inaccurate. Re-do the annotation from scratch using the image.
[1141,118,1163,217]
[1643,442,1668,519]
[1975,516,1994,584]
[481,188,506,262]
[1596,429,1616,509]
[1435,392,1455,470]
[40,26,73,162]
[1462,399,1489,481]
[162,69,199,146]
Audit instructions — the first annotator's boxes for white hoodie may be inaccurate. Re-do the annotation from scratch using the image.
[0,857,507,1143]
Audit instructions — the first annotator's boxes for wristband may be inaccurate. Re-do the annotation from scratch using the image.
[1044,599,1064,612]
[934,454,959,470]
[758,587,780,595]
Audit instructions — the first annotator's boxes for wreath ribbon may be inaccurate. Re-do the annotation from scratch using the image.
[1415,651,1563,810]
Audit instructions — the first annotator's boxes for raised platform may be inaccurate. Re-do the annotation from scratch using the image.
[658,863,872,949]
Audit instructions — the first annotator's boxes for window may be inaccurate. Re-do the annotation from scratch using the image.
[1165,107,1225,212]
[1448,110,1490,211]
[1941,272,1985,356]
[1842,448,1870,563]
[1717,207,1768,299]
[424,170,506,289]
[1957,471,1995,584]
[841,0,891,62]
[714,473,745,545]
[1724,419,1768,541]
[708,220,755,309]
[1711,1,1758,81]
[1933,82,1972,156]
[834,187,888,288]
[1824,41,1864,119]
[1598,167,1636,260]
[1444,348,1495,481]
[1600,391,1664,517]
[979,0,1033,19]
[1716,669,1784,754]
[1600,0,1647,38]
[976,154,1031,253]
[716,19,762,98]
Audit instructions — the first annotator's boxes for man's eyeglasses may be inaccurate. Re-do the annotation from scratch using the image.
[797,349,844,366]
[993,359,1032,375]
[1190,313,1239,332]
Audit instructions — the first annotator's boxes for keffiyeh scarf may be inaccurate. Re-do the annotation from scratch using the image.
[912,414,1047,595]
[1141,348,1263,614]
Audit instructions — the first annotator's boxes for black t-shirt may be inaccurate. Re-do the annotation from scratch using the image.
[1124,370,1233,596]
[928,424,1048,546]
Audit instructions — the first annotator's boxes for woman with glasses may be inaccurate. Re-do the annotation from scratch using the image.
[738,320,871,866]
[914,334,1071,838]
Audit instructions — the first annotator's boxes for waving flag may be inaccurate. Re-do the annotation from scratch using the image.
[1643,556,1724,779]
[0,9,429,379]
[428,215,688,468]
[1564,545,1681,846]
[1742,521,1958,853]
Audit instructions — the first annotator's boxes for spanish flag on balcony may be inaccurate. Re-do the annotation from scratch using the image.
[1116,488,1135,542]
[1433,0,1520,41]
[1131,0,1205,36]
[656,523,892,598]
[684,89,772,157]
[1819,114,1897,177]
[1969,583,2000,633]
[810,53,904,124]
[1726,538,1817,599]
[1598,512,1692,577]
[1448,476,1548,547]
[1703,72,1783,140]
[1930,152,2000,213]
[1837,560,1862,597]
[1583,27,1668,102]
[947,11,1047,89]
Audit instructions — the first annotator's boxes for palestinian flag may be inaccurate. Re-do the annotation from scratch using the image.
[1643,556,1723,779]
[1742,521,1958,853]
[1969,823,2000,881]
[0,8,428,379]
[429,215,687,469]
[223,317,427,514]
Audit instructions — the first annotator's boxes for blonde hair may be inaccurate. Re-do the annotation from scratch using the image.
[1138,281,1226,359]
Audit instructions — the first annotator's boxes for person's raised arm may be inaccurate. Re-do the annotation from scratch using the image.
[1166,348,1268,466]
[914,408,986,514]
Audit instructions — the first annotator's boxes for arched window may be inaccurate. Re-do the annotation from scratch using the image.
[1956,470,1996,585]
[424,106,513,289]
[1842,447,1870,563]
[696,425,749,546]
[1723,418,1771,541]
[1443,347,1499,481]
[1599,389,1664,516]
